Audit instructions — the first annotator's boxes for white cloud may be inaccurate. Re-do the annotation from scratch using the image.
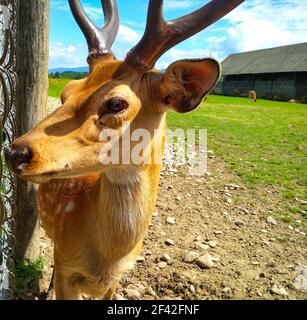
[112,25,141,60]
[214,0,307,59]
[49,42,87,68]
[117,25,140,44]
[48,23,141,69]
[156,48,219,70]
[51,1,109,22]
[51,0,69,11]
[123,20,145,29]
[164,0,204,10]
[66,45,77,53]
[49,42,218,71]
[82,5,103,21]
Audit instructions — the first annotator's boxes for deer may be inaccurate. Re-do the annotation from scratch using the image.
[248,90,257,102]
[5,0,244,300]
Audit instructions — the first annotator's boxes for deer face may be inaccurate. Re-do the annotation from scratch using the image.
[6,0,243,184]
[8,59,139,183]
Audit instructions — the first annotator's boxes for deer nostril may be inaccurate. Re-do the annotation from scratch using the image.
[5,145,33,173]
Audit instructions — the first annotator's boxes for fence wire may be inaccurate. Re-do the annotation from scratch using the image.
[0,0,17,300]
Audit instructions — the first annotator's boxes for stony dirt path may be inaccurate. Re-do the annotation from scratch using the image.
[116,158,307,300]
[36,98,307,300]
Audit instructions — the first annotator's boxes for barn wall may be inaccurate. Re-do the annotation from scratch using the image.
[213,72,307,103]
[296,72,307,103]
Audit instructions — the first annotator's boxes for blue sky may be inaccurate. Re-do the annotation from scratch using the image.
[50,0,307,69]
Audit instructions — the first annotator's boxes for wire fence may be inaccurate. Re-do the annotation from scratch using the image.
[214,79,307,102]
[0,0,18,300]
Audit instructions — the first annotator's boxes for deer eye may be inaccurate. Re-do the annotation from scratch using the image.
[106,98,128,113]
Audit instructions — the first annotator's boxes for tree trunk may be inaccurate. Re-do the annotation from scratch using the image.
[15,0,50,261]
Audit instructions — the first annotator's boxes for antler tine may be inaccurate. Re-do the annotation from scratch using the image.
[68,0,119,64]
[125,0,245,71]
[145,0,164,30]
[100,0,119,50]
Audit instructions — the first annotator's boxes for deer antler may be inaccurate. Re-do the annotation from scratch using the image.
[125,0,245,71]
[69,0,119,64]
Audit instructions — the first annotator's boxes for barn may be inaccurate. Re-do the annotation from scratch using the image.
[214,42,307,103]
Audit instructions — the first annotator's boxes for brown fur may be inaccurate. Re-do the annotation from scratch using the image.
[248,90,257,102]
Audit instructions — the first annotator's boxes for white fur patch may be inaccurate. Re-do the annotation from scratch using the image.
[105,166,143,185]
[65,201,75,213]
[100,167,147,247]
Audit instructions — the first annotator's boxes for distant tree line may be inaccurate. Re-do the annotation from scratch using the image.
[49,71,89,79]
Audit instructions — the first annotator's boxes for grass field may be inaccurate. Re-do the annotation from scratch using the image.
[48,78,71,97]
[168,96,307,225]
[47,81,306,224]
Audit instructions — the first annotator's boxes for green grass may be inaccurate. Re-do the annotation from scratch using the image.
[167,96,307,222]
[48,78,71,98]
[13,257,44,296]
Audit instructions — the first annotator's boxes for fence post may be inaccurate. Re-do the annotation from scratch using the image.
[15,0,50,261]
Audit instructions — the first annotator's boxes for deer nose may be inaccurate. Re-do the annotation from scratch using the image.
[5,145,33,173]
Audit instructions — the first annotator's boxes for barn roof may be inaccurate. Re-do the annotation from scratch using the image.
[221,42,307,75]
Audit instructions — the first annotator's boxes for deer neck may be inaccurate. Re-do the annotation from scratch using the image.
[95,166,150,257]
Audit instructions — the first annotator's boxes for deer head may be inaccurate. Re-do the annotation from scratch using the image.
[6,0,244,184]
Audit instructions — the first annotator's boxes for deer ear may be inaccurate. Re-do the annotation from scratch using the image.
[159,58,220,113]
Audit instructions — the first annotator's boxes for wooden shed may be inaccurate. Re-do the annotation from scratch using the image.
[214,42,307,103]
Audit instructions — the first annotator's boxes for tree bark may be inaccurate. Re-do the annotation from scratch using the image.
[15,0,50,261]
